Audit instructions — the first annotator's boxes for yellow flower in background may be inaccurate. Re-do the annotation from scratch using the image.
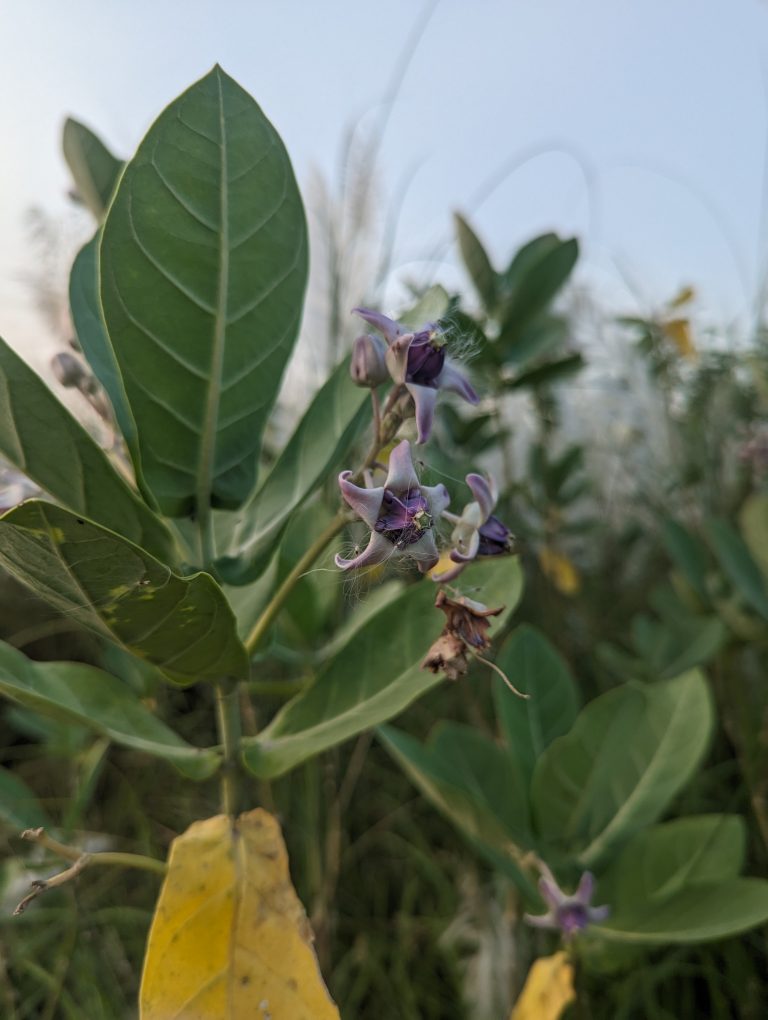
[662,317,696,358]
[538,546,581,596]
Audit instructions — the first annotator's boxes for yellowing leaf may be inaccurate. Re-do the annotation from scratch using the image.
[662,318,696,358]
[538,547,581,596]
[140,809,339,1020]
[510,951,576,1020]
[429,551,457,580]
[667,285,695,309]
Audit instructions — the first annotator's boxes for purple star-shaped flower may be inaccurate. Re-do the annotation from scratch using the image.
[335,439,450,573]
[353,307,479,443]
[524,869,610,940]
[432,473,516,583]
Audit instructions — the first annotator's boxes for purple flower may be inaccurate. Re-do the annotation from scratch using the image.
[335,439,450,573]
[524,869,610,940]
[432,473,516,582]
[353,307,479,443]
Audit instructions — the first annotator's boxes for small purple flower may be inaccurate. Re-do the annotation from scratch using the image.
[335,439,450,573]
[432,473,516,583]
[353,307,479,443]
[524,868,610,940]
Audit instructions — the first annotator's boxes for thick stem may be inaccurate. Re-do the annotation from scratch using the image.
[216,680,242,819]
[245,511,349,656]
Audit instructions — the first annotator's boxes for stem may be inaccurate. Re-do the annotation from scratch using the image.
[14,828,166,915]
[245,511,349,655]
[216,680,242,819]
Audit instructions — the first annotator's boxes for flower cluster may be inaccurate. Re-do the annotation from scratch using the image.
[338,307,519,673]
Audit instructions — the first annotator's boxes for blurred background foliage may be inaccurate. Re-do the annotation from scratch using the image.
[1,99,768,1020]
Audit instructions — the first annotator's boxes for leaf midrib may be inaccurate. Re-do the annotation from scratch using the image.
[196,68,230,514]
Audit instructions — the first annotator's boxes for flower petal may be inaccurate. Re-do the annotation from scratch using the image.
[353,307,404,344]
[523,911,558,930]
[575,871,595,905]
[406,382,439,444]
[385,333,413,384]
[431,560,466,583]
[334,531,392,571]
[411,530,440,573]
[466,473,496,520]
[438,360,480,405]
[450,522,480,561]
[423,482,451,519]
[338,472,384,529]
[588,904,611,924]
[384,439,420,493]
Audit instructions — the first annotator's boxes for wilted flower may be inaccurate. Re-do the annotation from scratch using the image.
[433,473,516,583]
[335,439,449,573]
[422,590,527,697]
[422,590,503,680]
[525,867,609,940]
[353,307,479,443]
[350,333,388,388]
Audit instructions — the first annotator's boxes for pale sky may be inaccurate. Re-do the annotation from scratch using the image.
[2,0,768,364]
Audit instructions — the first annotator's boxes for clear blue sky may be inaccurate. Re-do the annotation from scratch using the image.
[2,0,768,354]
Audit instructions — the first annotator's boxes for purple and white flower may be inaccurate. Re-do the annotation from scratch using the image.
[335,439,450,573]
[353,307,479,443]
[432,473,516,582]
[524,868,610,940]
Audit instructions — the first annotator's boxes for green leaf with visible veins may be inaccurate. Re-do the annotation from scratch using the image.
[0,335,174,562]
[531,672,713,868]
[0,501,248,685]
[0,642,218,780]
[242,558,523,777]
[100,65,308,516]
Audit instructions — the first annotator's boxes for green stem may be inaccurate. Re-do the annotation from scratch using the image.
[215,680,242,818]
[245,511,349,656]
[19,827,167,875]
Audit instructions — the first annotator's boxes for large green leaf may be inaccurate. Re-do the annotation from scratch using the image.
[0,335,173,561]
[242,558,523,777]
[661,519,710,599]
[70,234,141,463]
[594,879,768,945]
[100,65,309,516]
[62,117,124,220]
[500,234,578,331]
[740,493,768,579]
[454,212,498,313]
[378,724,537,898]
[531,672,713,867]
[0,765,51,830]
[493,624,579,784]
[0,642,218,780]
[0,501,248,685]
[218,359,368,584]
[706,517,768,620]
[599,815,745,910]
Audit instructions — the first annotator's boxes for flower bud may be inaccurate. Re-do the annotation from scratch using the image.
[350,333,388,388]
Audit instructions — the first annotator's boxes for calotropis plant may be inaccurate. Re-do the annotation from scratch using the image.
[434,471,516,582]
